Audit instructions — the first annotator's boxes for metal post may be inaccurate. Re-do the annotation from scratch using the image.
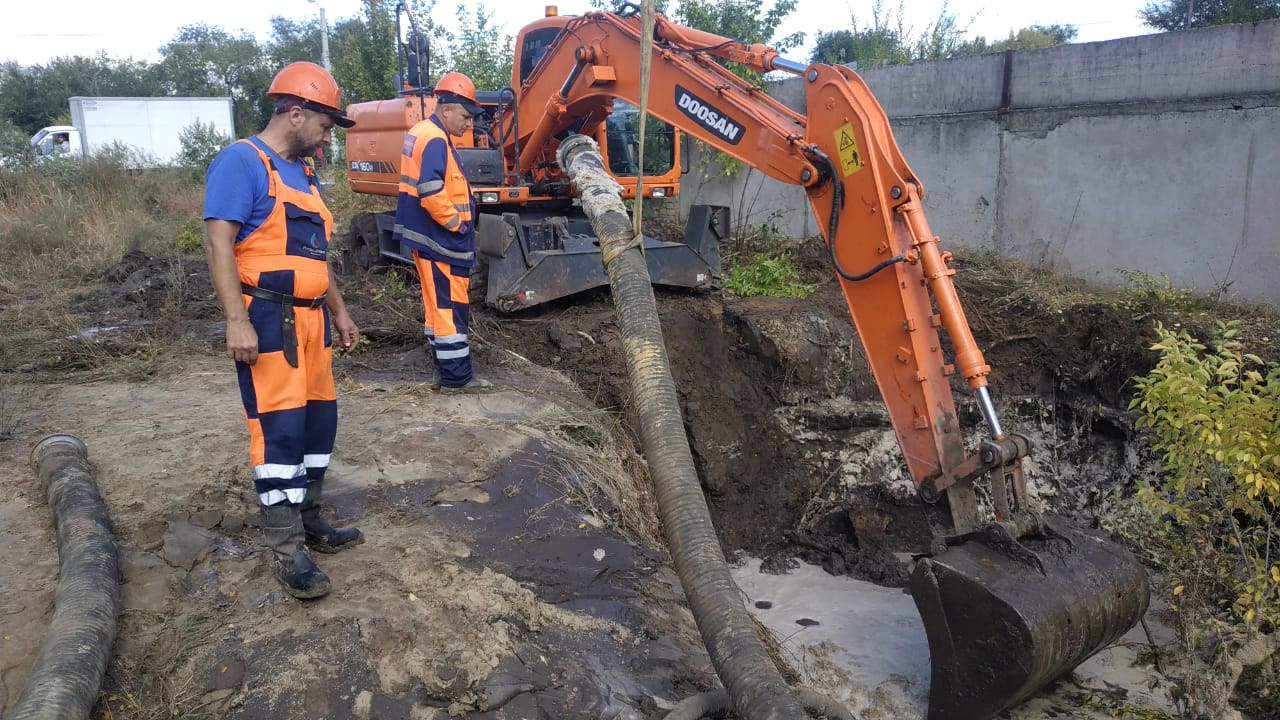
[308,0,331,71]
[319,7,330,71]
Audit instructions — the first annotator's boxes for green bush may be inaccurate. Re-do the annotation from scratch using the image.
[1129,320,1280,631]
[724,252,813,299]
[177,120,232,174]
[170,217,205,254]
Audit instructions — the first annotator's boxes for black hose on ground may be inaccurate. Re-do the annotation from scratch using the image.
[558,135,846,720]
[666,688,858,720]
[13,434,121,720]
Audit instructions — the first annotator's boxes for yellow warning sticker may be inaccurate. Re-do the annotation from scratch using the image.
[834,123,863,176]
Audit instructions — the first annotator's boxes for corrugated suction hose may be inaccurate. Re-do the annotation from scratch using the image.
[558,135,850,720]
[13,434,121,720]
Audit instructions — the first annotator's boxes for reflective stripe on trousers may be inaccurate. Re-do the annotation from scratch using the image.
[413,252,473,388]
[237,296,336,506]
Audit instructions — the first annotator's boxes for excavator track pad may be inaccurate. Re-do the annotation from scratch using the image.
[908,515,1149,720]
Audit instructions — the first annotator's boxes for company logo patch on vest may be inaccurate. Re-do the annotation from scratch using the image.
[675,85,745,146]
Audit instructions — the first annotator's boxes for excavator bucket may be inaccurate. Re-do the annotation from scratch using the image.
[908,516,1149,720]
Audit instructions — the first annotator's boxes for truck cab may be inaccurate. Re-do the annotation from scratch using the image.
[29,125,81,159]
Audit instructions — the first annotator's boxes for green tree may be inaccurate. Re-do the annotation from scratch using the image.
[985,24,1078,51]
[157,24,270,135]
[952,23,1079,57]
[0,56,163,134]
[433,4,515,91]
[810,0,970,68]
[329,0,399,106]
[811,6,912,68]
[1125,321,1280,714]
[177,120,234,173]
[1141,0,1280,30]
[267,16,325,70]
[587,0,672,11]
[674,0,804,83]
[811,1,1076,68]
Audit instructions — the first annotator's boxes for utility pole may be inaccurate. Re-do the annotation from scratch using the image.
[1186,0,1195,29]
[308,0,331,71]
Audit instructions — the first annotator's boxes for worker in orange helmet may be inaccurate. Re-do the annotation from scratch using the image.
[203,61,363,600]
[392,71,494,393]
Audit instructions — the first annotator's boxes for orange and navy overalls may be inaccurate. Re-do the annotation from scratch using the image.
[227,139,337,507]
[392,114,478,388]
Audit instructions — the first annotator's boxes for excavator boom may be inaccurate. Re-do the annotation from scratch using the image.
[516,8,1149,720]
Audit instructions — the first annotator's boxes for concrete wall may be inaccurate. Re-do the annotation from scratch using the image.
[678,21,1280,305]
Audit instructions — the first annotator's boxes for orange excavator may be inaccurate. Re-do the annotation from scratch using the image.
[343,4,725,312]
[343,4,1150,719]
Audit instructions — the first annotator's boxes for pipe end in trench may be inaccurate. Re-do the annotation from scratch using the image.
[30,433,88,470]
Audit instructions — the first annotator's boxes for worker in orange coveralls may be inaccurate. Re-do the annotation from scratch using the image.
[204,61,363,599]
[392,71,493,393]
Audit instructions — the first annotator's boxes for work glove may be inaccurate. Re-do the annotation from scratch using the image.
[455,220,473,237]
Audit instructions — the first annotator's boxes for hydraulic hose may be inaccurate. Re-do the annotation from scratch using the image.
[558,135,837,720]
[13,434,121,720]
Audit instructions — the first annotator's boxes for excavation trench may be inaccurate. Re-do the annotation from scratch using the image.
[482,284,1145,575]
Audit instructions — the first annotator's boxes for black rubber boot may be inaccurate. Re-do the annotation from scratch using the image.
[260,504,331,599]
[301,481,364,554]
[427,340,441,389]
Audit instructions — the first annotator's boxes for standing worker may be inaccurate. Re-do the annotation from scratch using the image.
[204,61,364,599]
[393,72,492,393]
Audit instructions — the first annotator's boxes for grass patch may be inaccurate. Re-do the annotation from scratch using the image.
[724,251,814,299]
[99,610,226,720]
[527,409,662,548]
[0,156,211,376]
[1069,692,1177,719]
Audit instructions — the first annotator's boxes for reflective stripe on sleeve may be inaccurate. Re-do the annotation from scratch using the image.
[392,223,476,262]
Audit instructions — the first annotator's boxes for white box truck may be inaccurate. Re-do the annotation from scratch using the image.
[29,96,235,165]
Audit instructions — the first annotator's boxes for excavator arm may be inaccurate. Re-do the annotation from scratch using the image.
[527,9,1150,720]
[512,10,1009,536]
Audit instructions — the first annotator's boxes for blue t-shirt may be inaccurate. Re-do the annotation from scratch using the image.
[203,137,315,243]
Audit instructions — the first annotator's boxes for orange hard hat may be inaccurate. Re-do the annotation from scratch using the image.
[434,72,483,114]
[268,61,342,109]
[435,72,478,103]
[267,61,354,127]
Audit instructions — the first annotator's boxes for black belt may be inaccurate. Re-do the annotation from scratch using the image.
[241,283,327,368]
[240,283,327,309]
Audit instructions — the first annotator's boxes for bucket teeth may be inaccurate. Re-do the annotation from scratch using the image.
[909,516,1150,720]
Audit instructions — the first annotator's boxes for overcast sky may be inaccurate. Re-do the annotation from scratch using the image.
[3,0,1154,67]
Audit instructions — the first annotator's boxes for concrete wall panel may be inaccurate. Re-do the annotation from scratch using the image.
[677,19,1280,304]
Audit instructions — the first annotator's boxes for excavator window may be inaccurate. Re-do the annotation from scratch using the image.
[519,28,561,85]
[604,100,675,177]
